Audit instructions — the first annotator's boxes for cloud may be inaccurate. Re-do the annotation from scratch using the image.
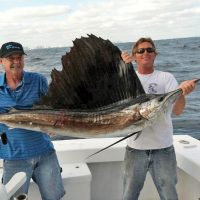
[0,0,199,48]
[0,5,70,21]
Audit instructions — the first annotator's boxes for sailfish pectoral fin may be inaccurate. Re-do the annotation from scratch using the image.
[86,131,141,159]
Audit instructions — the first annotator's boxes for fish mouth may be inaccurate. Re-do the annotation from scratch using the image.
[159,88,182,113]
[163,88,182,104]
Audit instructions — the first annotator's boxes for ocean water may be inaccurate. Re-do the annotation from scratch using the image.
[2,37,200,139]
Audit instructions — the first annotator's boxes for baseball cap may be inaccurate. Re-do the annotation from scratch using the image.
[0,42,27,58]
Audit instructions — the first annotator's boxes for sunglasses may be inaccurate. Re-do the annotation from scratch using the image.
[136,47,155,54]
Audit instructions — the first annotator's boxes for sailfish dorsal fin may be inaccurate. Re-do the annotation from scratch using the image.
[39,34,145,109]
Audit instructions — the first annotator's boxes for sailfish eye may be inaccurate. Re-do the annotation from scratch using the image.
[158,96,165,102]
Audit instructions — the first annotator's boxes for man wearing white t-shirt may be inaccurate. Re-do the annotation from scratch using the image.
[121,37,197,200]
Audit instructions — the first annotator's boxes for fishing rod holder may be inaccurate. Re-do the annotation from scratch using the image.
[13,193,28,200]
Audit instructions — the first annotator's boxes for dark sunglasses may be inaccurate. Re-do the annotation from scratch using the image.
[136,47,155,54]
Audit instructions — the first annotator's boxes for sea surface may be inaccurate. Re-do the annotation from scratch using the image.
[2,37,200,140]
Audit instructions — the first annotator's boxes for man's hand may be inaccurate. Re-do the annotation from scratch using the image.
[178,79,197,96]
[121,51,134,64]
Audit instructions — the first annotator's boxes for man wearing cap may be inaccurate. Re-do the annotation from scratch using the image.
[0,42,65,200]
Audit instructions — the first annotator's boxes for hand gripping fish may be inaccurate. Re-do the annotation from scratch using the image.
[0,35,190,157]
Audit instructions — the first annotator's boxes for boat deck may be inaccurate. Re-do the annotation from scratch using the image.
[1,135,200,200]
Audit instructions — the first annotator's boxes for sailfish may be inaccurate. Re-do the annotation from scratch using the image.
[0,34,182,156]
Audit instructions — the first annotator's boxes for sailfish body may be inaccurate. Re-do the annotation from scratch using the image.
[0,35,182,138]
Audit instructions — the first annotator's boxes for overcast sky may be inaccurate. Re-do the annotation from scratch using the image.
[0,0,200,49]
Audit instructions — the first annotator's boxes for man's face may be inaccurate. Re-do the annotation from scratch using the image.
[134,42,156,69]
[0,53,24,76]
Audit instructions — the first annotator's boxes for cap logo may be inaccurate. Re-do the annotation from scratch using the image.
[5,44,21,50]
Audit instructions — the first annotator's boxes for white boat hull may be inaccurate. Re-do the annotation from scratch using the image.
[1,135,200,200]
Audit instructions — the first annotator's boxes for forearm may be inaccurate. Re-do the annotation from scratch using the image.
[173,79,197,115]
[172,94,185,115]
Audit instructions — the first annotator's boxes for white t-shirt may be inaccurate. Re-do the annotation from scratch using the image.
[127,70,178,149]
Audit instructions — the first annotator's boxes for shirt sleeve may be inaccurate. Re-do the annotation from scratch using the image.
[165,72,178,93]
